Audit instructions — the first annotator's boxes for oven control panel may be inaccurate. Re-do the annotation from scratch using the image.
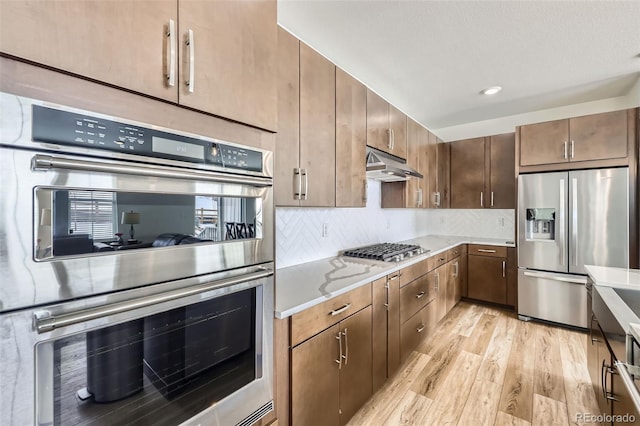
[31,105,263,172]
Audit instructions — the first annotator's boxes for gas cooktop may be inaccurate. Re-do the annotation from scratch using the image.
[342,243,428,262]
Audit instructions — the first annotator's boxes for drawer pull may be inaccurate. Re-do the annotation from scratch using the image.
[330,303,351,316]
[477,249,496,253]
[416,291,426,299]
[438,257,446,262]
[416,324,426,333]
[389,274,400,281]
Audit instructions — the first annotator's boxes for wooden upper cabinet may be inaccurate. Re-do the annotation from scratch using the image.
[519,119,569,166]
[489,133,516,209]
[178,0,277,131]
[0,0,178,103]
[299,42,336,207]
[366,89,407,159]
[274,27,300,207]
[569,110,628,162]
[450,137,485,209]
[519,110,630,167]
[389,105,407,159]
[449,132,515,209]
[335,68,367,207]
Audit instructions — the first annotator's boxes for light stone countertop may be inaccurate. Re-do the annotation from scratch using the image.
[586,265,640,336]
[275,234,515,319]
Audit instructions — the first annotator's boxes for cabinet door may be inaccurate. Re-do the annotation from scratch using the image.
[0,0,177,103]
[587,314,607,414]
[434,268,447,322]
[178,0,277,131]
[274,27,300,206]
[299,42,336,207]
[339,306,373,426]
[389,105,407,159]
[460,253,468,298]
[489,133,516,209]
[612,364,640,424]
[428,132,439,208]
[519,119,569,166]
[387,273,401,378]
[335,68,367,207]
[450,137,485,208]
[467,255,507,304]
[405,119,422,208]
[400,301,436,362]
[291,324,341,426]
[366,89,390,153]
[371,277,388,393]
[570,110,628,162]
[437,140,451,208]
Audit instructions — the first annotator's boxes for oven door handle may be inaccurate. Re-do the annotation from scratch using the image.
[33,268,273,334]
[32,154,272,187]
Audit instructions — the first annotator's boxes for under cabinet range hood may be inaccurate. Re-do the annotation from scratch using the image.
[365,147,423,182]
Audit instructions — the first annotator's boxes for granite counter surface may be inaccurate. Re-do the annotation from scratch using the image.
[275,234,515,319]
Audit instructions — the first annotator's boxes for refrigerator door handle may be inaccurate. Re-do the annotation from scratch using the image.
[572,177,578,267]
[558,178,566,267]
[523,271,587,285]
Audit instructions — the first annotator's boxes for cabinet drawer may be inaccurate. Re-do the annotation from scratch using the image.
[468,244,507,258]
[400,273,434,324]
[291,284,371,347]
[446,245,463,262]
[429,252,448,270]
[400,301,436,361]
[399,258,429,287]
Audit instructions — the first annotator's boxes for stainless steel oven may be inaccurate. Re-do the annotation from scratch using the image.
[0,92,275,425]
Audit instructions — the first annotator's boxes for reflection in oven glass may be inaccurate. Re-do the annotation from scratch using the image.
[49,288,256,425]
[36,190,262,259]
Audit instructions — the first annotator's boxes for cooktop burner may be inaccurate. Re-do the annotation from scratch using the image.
[342,243,428,262]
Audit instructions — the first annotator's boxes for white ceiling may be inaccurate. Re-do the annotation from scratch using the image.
[278,0,640,139]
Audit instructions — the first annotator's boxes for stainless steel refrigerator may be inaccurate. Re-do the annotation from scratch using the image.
[518,168,629,328]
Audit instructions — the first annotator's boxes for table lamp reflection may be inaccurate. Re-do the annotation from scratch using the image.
[122,211,140,243]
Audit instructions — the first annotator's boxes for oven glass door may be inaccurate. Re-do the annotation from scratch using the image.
[35,284,264,426]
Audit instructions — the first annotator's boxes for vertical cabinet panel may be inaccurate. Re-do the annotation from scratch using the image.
[0,0,178,103]
[299,42,336,207]
[467,255,507,305]
[489,133,516,209]
[335,68,367,207]
[338,306,373,426]
[519,119,569,166]
[570,110,628,162]
[366,89,390,153]
[178,0,277,130]
[274,27,300,206]
[450,137,485,208]
[428,132,439,208]
[371,277,388,393]
[291,324,341,426]
[437,141,451,208]
[389,105,407,159]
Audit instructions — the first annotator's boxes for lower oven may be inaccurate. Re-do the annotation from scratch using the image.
[1,265,274,425]
[0,92,275,425]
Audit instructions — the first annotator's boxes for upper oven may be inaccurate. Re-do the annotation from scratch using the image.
[0,92,274,313]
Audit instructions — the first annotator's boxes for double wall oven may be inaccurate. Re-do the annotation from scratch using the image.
[0,93,274,425]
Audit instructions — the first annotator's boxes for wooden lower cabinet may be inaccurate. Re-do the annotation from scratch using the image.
[467,254,507,305]
[291,306,372,426]
[372,274,400,393]
[400,301,437,361]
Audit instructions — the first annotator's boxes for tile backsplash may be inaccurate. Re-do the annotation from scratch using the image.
[276,180,515,268]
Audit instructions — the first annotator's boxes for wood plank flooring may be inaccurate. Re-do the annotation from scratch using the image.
[348,301,601,426]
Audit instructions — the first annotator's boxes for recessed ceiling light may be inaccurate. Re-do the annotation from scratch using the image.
[481,86,502,95]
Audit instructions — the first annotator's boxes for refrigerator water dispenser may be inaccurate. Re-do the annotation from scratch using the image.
[525,208,555,240]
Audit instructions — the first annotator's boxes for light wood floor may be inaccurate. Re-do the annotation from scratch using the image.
[348,301,601,426]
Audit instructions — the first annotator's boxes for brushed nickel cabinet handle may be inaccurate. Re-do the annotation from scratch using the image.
[185,29,195,92]
[570,140,575,159]
[416,324,425,333]
[391,129,395,150]
[502,260,506,278]
[416,291,426,299]
[435,272,439,291]
[563,141,568,160]
[480,192,484,207]
[166,19,176,87]
[454,261,459,278]
[335,332,342,370]
[301,169,308,201]
[329,303,351,316]
[343,328,348,365]
[491,191,494,207]
[389,274,400,281]
[477,249,496,253]
[293,168,302,200]
[387,128,393,150]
